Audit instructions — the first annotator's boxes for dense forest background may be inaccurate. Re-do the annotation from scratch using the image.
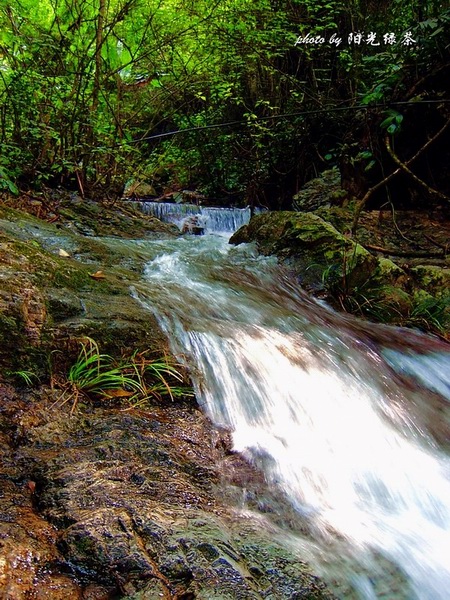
[0,0,449,210]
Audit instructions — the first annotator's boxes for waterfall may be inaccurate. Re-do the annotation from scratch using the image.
[133,200,260,233]
[127,233,450,599]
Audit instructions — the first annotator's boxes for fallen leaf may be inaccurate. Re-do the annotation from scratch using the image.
[58,248,70,257]
[89,270,106,280]
[102,388,135,398]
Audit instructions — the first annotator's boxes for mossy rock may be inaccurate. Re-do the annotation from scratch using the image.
[123,181,157,198]
[229,211,290,254]
[372,257,407,283]
[58,196,179,237]
[229,211,450,332]
[410,265,450,301]
[231,211,377,291]
[0,205,171,375]
[292,168,347,211]
[0,196,179,239]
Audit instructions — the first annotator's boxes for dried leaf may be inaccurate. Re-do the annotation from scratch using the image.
[102,388,134,398]
[59,248,70,257]
[89,270,106,280]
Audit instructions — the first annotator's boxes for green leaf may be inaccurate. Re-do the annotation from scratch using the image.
[364,160,376,172]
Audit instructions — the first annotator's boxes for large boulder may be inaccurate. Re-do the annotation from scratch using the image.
[230,211,378,292]
[0,204,175,373]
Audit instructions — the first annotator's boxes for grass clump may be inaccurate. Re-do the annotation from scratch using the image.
[407,296,450,338]
[321,261,450,339]
[320,261,402,323]
[59,337,192,414]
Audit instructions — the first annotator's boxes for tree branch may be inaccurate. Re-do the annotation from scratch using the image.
[352,116,450,235]
[364,243,445,258]
[385,135,450,203]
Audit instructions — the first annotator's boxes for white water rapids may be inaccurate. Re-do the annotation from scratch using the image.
[126,230,450,599]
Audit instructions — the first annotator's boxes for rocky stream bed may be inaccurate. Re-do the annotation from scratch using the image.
[0,186,449,599]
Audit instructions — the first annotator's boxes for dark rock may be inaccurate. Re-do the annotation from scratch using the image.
[181,215,205,235]
[292,168,347,211]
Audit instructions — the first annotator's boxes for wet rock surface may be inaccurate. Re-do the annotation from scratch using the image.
[0,203,173,373]
[3,192,179,239]
[0,385,334,599]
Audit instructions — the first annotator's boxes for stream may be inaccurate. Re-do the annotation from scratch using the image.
[119,205,450,599]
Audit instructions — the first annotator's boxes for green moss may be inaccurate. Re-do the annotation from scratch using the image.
[0,309,49,374]
[0,314,23,368]
[410,266,450,300]
[0,205,172,379]
[231,211,450,336]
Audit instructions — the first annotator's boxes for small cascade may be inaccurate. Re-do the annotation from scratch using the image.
[133,201,259,234]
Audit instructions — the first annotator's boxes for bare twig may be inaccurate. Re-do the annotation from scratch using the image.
[385,136,450,203]
[352,117,450,235]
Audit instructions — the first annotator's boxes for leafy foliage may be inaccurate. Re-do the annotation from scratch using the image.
[8,369,40,386]
[0,0,448,206]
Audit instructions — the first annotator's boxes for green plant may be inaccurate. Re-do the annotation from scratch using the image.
[123,350,192,408]
[320,251,404,323]
[0,153,20,194]
[59,337,192,414]
[10,369,40,386]
[62,338,139,413]
[320,245,362,310]
[407,296,450,336]
[379,109,404,136]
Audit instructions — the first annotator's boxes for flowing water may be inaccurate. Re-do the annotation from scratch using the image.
[135,200,262,233]
[121,210,450,599]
